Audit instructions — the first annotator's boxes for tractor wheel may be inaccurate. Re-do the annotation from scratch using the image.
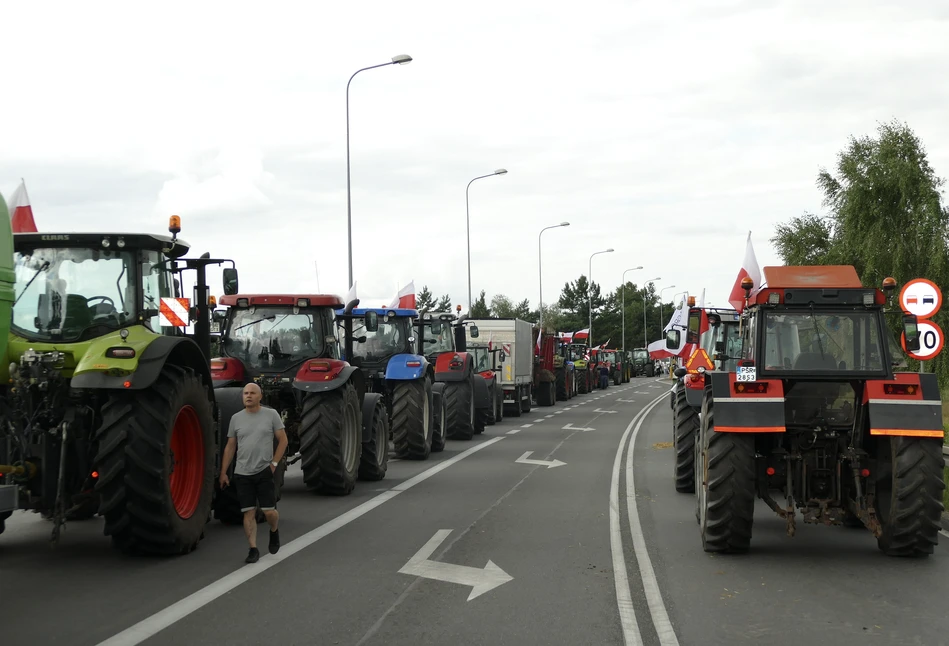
[475,406,488,435]
[392,380,432,460]
[445,374,475,441]
[538,381,554,407]
[646,364,655,378]
[673,386,699,494]
[507,387,521,417]
[299,382,361,495]
[875,436,945,557]
[95,364,214,555]
[0,511,11,536]
[494,386,504,423]
[431,385,448,452]
[521,385,533,412]
[555,369,568,401]
[359,395,390,480]
[697,388,755,553]
[212,387,245,525]
[486,384,497,425]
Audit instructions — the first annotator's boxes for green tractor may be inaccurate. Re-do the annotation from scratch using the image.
[0,213,238,556]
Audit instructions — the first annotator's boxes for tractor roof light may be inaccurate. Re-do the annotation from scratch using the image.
[117,236,126,248]
[741,277,754,297]
[236,298,249,307]
[768,292,780,305]
[882,277,897,293]
[169,215,181,234]
[297,298,310,307]
[101,237,111,248]
[687,296,696,306]
[209,295,217,307]
[863,291,875,306]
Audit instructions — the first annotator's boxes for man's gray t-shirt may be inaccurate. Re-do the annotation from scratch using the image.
[227,407,284,476]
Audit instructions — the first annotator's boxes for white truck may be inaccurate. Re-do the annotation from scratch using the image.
[465,318,534,416]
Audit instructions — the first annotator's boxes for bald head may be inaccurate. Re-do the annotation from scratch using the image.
[242,382,263,410]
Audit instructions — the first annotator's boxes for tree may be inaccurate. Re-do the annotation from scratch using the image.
[436,294,453,312]
[770,119,949,383]
[417,285,436,312]
[558,275,607,343]
[470,290,490,317]
[490,294,515,318]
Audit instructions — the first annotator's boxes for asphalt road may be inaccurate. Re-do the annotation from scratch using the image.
[3,376,948,646]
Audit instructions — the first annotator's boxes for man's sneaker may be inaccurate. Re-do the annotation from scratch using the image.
[245,547,260,564]
[269,528,280,555]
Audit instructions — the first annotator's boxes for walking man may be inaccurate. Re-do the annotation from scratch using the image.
[219,382,288,563]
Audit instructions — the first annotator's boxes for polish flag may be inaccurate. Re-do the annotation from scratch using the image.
[8,179,38,233]
[389,280,416,309]
[573,328,590,341]
[728,232,762,312]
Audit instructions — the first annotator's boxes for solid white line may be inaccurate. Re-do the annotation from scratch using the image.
[626,396,680,646]
[507,429,520,435]
[97,436,506,646]
[610,397,663,646]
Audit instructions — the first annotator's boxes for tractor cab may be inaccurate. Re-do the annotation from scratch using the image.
[336,307,419,371]
[415,311,474,363]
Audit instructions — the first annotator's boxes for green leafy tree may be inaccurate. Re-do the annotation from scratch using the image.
[416,285,436,312]
[470,290,490,317]
[490,294,515,318]
[435,294,453,312]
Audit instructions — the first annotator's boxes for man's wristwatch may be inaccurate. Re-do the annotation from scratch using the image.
[271,461,279,468]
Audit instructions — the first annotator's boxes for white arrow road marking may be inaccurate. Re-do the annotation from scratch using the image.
[515,451,566,469]
[563,423,595,432]
[594,408,618,414]
[398,530,513,601]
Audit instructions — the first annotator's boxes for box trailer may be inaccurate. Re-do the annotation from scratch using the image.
[465,318,534,416]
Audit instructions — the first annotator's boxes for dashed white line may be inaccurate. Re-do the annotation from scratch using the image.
[96,437,507,646]
[506,429,520,435]
[521,423,534,428]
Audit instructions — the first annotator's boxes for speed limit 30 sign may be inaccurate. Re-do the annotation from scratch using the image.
[902,320,945,361]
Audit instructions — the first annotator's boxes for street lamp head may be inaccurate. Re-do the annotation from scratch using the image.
[560,221,570,227]
[494,168,508,175]
[391,54,413,65]
[633,265,643,270]
[606,248,615,253]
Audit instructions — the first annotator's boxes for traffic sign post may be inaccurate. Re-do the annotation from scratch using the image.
[901,320,944,361]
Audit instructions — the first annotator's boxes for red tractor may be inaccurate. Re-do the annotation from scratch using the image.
[668,266,944,556]
[415,310,479,440]
[209,294,387,523]
[468,343,505,432]
[532,329,558,407]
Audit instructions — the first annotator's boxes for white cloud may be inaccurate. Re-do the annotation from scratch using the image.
[2,0,948,318]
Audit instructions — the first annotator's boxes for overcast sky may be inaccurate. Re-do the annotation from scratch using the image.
[3,0,948,322]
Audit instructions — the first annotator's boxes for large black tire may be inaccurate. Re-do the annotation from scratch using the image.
[578,370,589,394]
[673,386,699,494]
[521,385,533,413]
[445,374,475,441]
[875,436,945,557]
[392,380,432,460]
[475,404,489,435]
[538,381,555,407]
[486,383,498,425]
[697,389,755,553]
[431,384,448,452]
[555,368,568,401]
[299,383,361,495]
[494,385,504,423]
[358,395,389,480]
[95,364,215,555]
[646,364,655,378]
[0,510,11,536]
[212,387,245,525]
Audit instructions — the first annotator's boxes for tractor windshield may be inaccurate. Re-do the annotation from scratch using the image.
[470,347,492,371]
[721,322,742,372]
[418,321,454,355]
[762,311,886,373]
[12,247,136,342]
[633,350,648,364]
[352,317,411,362]
[568,345,586,361]
[223,307,324,372]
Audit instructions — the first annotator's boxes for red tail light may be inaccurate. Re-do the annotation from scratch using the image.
[766,467,775,476]
[308,360,331,372]
[210,360,227,372]
[449,354,463,369]
[735,382,768,394]
[861,468,870,478]
[406,360,422,368]
[883,383,917,395]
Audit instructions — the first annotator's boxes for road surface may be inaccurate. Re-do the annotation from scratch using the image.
[2,377,948,645]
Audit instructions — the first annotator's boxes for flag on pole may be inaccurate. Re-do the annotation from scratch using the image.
[389,280,416,309]
[573,328,590,342]
[728,231,762,312]
[8,179,37,233]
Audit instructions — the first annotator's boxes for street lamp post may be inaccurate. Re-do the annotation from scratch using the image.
[642,277,661,347]
[658,284,676,330]
[346,54,413,289]
[620,266,644,359]
[538,222,570,335]
[466,169,508,311]
[588,248,614,347]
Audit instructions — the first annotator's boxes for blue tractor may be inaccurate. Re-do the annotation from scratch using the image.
[335,307,447,460]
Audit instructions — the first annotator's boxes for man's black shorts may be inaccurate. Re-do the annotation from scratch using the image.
[233,467,276,513]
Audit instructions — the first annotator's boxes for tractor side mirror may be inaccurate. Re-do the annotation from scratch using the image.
[470,325,480,338]
[665,329,681,349]
[715,341,725,352]
[674,367,687,378]
[707,313,721,328]
[903,314,921,352]
[686,310,701,344]
[212,309,227,323]
[222,268,239,295]
[364,311,379,332]
[499,350,507,362]
[454,325,467,352]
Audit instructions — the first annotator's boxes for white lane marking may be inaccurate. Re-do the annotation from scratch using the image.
[521,423,533,428]
[398,529,513,601]
[97,437,506,646]
[506,429,520,435]
[554,410,564,414]
[610,401,659,646]
[515,451,566,469]
[625,396,680,646]
[545,415,554,419]
[941,529,949,540]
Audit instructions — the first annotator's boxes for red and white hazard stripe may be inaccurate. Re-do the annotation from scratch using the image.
[160,297,190,328]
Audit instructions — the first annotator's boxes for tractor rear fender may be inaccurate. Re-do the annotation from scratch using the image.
[473,373,490,409]
[70,335,212,396]
[383,354,428,381]
[433,352,471,382]
[863,372,944,438]
[432,380,446,407]
[684,375,705,407]
[360,392,385,443]
[293,360,366,400]
[210,356,245,389]
[709,372,785,433]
